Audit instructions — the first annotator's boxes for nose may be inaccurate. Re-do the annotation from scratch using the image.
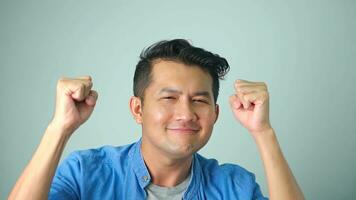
[175,100,198,122]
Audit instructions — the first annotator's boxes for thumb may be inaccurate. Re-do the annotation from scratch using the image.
[77,90,98,122]
[85,90,98,107]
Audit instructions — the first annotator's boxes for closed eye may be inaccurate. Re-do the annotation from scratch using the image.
[193,99,209,104]
[162,96,176,100]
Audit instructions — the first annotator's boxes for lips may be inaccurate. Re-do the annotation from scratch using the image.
[166,124,200,134]
[167,129,199,134]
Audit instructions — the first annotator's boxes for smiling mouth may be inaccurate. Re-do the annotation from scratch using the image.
[167,128,200,134]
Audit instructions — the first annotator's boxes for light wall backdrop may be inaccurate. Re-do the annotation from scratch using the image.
[1,0,355,199]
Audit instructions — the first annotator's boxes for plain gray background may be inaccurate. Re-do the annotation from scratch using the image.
[1,0,355,199]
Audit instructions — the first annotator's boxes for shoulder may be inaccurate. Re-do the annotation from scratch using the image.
[194,154,268,199]
[61,141,136,170]
[196,154,257,186]
[50,142,139,199]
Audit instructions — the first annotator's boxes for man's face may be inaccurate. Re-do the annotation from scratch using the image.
[138,60,219,159]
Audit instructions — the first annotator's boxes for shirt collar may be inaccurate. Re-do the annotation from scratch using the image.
[128,138,202,197]
[128,138,152,188]
[183,153,202,199]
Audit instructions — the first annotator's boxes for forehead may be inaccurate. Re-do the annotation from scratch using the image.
[149,60,213,92]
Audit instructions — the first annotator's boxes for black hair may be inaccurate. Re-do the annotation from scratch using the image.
[133,39,230,104]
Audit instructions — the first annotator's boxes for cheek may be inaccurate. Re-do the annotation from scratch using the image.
[197,110,217,131]
[197,107,216,121]
[143,104,172,124]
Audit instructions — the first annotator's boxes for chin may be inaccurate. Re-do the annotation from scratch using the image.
[167,134,210,154]
[164,142,200,158]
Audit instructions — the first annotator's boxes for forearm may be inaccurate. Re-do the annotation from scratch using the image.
[8,123,70,200]
[253,128,304,200]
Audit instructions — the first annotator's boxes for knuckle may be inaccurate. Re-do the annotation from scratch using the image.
[57,77,66,84]
[257,83,267,91]
[79,82,86,90]
[256,81,266,87]
[262,91,269,98]
[235,79,244,85]
[236,86,244,92]
[87,80,93,88]
[57,77,67,89]
[263,83,268,89]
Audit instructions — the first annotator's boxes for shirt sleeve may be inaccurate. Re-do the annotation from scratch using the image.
[49,152,81,200]
[251,173,269,200]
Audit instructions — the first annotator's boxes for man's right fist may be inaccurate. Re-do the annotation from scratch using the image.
[50,76,98,136]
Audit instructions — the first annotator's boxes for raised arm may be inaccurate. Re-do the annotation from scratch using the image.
[8,76,98,200]
[229,79,304,200]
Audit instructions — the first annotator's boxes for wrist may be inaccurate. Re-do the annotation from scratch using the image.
[251,127,276,144]
[252,128,282,164]
[46,121,74,141]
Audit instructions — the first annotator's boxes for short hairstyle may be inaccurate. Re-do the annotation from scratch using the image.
[133,39,230,104]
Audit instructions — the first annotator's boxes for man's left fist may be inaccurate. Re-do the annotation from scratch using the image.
[229,79,272,137]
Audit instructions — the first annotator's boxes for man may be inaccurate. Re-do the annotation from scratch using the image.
[8,39,304,199]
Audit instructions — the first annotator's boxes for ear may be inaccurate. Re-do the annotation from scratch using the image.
[214,104,220,124]
[129,96,143,124]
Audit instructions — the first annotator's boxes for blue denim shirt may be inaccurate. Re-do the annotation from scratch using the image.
[49,139,268,199]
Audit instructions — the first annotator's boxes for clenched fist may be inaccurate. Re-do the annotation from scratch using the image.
[229,79,272,138]
[51,76,98,136]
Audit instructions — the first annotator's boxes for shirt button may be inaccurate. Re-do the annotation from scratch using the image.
[142,175,149,182]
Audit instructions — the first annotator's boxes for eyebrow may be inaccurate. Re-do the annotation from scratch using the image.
[158,87,182,95]
[158,87,212,98]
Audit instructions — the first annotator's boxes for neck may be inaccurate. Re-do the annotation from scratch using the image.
[141,140,192,187]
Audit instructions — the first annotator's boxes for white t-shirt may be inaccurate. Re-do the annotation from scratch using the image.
[146,173,191,200]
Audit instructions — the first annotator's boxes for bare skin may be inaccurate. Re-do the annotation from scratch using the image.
[8,76,98,200]
[229,79,305,199]
[130,61,219,187]
[9,61,304,200]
